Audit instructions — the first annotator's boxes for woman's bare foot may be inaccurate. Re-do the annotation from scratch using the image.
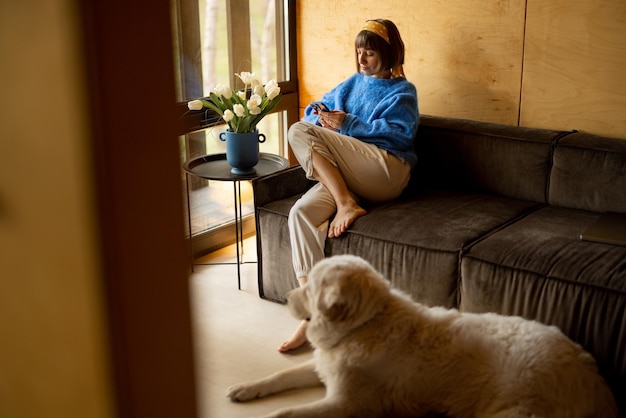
[278,319,308,352]
[328,203,367,238]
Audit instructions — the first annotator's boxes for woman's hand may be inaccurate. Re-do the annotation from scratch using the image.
[318,110,346,131]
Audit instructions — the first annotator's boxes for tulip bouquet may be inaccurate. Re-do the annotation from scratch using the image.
[188,72,282,133]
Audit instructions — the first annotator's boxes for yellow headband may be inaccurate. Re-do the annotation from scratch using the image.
[362,20,390,44]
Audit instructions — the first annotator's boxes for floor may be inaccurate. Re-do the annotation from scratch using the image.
[190,237,325,418]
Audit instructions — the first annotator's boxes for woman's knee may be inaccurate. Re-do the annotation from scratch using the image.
[287,121,310,147]
[288,123,315,167]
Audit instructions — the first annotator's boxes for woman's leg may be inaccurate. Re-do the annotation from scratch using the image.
[288,122,368,238]
[288,183,336,278]
[310,149,367,238]
[280,184,336,352]
[277,276,308,352]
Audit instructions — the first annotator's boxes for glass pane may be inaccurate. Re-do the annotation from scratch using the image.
[257,112,283,156]
[198,0,229,94]
[249,0,279,84]
[186,177,253,236]
[198,0,280,95]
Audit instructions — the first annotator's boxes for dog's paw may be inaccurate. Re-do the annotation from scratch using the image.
[226,382,264,402]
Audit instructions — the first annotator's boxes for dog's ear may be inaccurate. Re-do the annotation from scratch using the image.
[323,301,350,322]
[316,279,351,322]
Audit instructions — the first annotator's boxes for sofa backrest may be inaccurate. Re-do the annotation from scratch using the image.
[412,115,564,203]
[549,132,626,213]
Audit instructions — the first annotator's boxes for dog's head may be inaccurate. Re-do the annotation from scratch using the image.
[287,255,390,348]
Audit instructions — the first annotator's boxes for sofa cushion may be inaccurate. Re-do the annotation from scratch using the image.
[327,191,542,308]
[549,131,626,213]
[413,115,564,203]
[461,206,626,404]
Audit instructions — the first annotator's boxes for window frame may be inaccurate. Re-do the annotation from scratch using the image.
[172,0,299,256]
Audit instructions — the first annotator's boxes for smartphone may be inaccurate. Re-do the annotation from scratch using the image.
[311,102,330,114]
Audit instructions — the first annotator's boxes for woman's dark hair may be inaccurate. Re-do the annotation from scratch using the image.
[354,19,405,75]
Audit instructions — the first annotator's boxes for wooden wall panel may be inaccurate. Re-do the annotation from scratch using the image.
[521,0,626,137]
[297,0,527,125]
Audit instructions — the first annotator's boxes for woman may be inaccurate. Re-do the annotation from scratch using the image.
[279,19,419,352]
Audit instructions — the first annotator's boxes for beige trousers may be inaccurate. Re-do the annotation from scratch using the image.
[287,121,411,278]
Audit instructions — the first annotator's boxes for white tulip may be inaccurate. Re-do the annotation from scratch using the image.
[223,109,234,122]
[247,94,262,109]
[264,79,278,91]
[253,84,265,97]
[187,100,203,110]
[266,86,281,100]
[213,84,232,99]
[233,103,245,117]
[236,71,256,85]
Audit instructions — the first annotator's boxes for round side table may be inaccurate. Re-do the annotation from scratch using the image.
[183,153,289,289]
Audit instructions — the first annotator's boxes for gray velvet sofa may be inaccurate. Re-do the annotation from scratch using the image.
[251,115,626,412]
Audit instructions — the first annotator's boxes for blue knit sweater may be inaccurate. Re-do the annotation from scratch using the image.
[302,73,419,167]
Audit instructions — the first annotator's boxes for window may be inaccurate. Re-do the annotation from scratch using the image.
[171,0,298,256]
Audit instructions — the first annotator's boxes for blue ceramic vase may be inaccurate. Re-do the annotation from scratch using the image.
[219,130,266,175]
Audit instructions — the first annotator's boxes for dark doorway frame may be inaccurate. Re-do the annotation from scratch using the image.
[79,1,198,416]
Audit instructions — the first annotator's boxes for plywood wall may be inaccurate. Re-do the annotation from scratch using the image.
[297,0,626,138]
[521,0,626,137]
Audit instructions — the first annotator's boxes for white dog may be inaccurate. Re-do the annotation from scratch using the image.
[227,255,618,418]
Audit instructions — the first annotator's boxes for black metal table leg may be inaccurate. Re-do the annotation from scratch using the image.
[233,181,242,290]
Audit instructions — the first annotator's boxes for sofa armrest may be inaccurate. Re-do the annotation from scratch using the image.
[252,165,315,208]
